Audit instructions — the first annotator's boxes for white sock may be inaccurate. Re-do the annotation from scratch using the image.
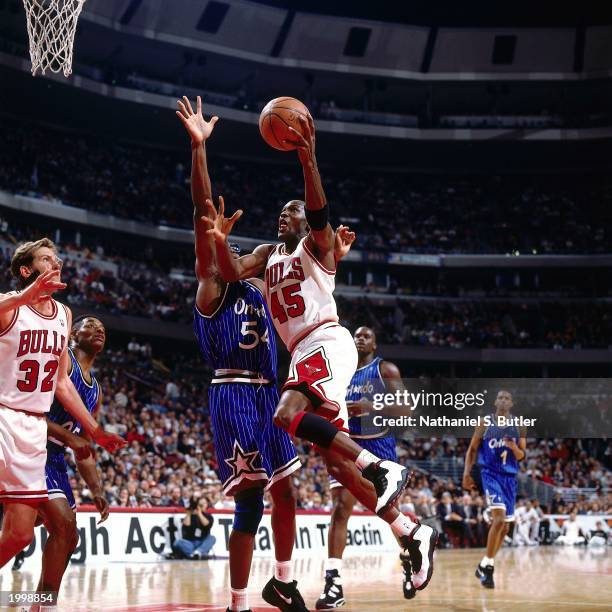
[325,557,342,575]
[389,513,419,538]
[355,449,380,470]
[230,588,248,611]
[481,556,494,567]
[275,560,293,583]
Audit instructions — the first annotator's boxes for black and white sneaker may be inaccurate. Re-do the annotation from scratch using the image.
[262,576,308,612]
[11,551,25,571]
[401,524,438,591]
[225,608,251,612]
[400,550,416,599]
[475,563,495,588]
[315,570,345,609]
[362,460,409,515]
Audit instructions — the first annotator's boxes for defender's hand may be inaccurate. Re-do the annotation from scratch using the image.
[176,95,219,145]
[92,426,126,453]
[202,196,243,242]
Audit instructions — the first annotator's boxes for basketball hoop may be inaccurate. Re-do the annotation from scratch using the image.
[22,0,87,77]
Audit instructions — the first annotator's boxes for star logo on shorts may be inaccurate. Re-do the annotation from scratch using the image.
[224,441,261,478]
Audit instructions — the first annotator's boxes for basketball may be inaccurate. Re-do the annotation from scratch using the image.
[259,97,311,151]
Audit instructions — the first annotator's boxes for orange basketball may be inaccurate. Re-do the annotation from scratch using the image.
[258,97,311,151]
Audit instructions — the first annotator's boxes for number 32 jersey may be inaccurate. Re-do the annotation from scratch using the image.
[194,280,277,381]
[265,238,339,352]
[0,297,68,414]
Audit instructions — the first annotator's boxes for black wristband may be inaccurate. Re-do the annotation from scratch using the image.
[305,206,329,231]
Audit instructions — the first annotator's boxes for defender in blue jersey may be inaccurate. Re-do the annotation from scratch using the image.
[463,390,526,589]
[318,326,418,609]
[177,96,306,612]
[14,315,110,597]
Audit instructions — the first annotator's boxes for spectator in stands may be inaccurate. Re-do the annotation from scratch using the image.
[437,492,468,547]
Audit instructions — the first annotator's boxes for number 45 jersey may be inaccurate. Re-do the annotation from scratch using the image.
[194,280,277,383]
[265,238,338,353]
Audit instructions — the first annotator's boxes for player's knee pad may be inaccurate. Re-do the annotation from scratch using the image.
[233,490,264,535]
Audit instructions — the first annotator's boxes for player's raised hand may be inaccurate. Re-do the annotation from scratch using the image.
[176,95,219,145]
[20,269,67,304]
[285,113,316,166]
[202,196,243,242]
[91,426,127,453]
[334,224,356,261]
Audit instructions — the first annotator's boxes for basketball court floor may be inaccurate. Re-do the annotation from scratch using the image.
[1,547,609,611]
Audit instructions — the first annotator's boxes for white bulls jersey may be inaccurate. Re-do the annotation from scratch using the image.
[265,237,338,352]
[0,296,69,414]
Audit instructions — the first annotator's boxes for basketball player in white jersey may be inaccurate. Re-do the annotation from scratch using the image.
[205,115,437,590]
[0,238,125,571]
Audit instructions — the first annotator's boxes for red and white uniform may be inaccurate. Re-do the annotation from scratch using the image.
[0,297,68,504]
[265,238,357,426]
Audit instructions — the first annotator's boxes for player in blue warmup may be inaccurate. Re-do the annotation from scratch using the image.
[317,326,419,609]
[177,96,307,612]
[463,389,526,589]
[16,315,110,598]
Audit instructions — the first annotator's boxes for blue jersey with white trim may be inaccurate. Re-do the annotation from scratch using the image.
[193,281,277,380]
[477,415,520,476]
[47,347,99,456]
[347,357,387,436]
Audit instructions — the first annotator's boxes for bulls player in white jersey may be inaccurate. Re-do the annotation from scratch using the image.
[0,238,125,571]
[205,115,437,588]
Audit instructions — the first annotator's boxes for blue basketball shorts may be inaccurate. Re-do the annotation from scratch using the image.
[209,383,300,495]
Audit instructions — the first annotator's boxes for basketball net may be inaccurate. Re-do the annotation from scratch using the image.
[22,0,86,77]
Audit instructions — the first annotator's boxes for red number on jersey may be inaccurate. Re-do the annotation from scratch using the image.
[17,360,39,392]
[41,360,59,392]
[270,282,305,324]
[17,359,59,393]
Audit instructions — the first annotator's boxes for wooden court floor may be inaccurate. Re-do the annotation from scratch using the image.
[1,547,610,611]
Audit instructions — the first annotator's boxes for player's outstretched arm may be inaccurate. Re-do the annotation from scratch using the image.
[203,196,274,281]
[286,115,335,269]
[463,426,485,490]
[176,95,226,314]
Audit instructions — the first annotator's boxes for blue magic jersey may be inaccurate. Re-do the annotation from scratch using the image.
[347,357,386,436]
[193,281,277,380]
[47,347,100,455]
[477,415,520,476]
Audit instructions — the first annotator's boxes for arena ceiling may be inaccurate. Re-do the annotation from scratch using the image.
[252,0,612,27]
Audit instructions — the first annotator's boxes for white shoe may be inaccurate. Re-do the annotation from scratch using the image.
[362,460,409,514]
[407,524,438,591]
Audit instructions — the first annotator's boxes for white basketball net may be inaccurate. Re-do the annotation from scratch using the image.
[22,0,86,77]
